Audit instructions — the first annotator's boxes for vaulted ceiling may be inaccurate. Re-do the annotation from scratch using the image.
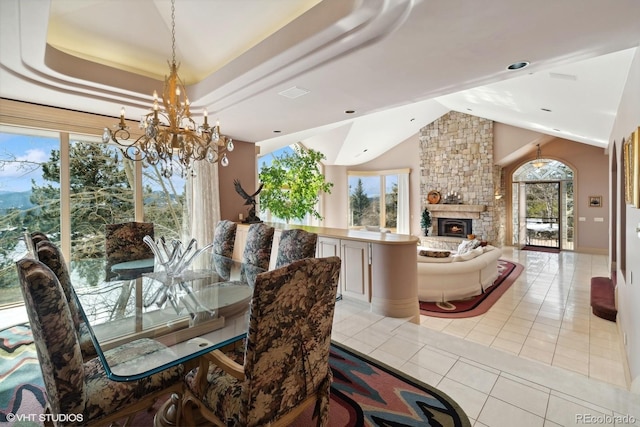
[1,0,639,166]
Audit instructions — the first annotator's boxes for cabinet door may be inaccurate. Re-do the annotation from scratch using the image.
[340,240,370,302]
[316,237,340,258]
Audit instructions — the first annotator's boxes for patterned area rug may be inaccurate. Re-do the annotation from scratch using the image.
[419,260,524,318]
[1,324,470,427]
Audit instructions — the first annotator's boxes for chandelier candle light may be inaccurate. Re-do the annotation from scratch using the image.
[102,0,233,178]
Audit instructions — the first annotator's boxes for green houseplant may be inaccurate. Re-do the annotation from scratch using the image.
[421,208,432,236]
[258,146,333,223]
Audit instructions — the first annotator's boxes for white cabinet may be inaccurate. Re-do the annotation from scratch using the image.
[340,240,370,302]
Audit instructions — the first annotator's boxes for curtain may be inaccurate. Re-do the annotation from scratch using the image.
[187,161,221,245]
[397,172,410,234]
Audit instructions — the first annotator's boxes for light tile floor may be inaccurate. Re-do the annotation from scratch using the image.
[331,246,639,427]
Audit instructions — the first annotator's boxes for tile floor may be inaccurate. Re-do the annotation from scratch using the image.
[331,246,639,427]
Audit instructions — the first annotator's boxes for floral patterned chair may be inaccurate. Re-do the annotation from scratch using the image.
[212,220,237,280]
[182,256,342,427]
[16,257,184,426]
[275,228,318,268]
[213,220,237,259]
[240,223,274,284]
[31,231,50,246]
[104,222,154,281]
[36,240,97,361]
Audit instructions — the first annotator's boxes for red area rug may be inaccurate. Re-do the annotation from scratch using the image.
[2,325,470,427]
[419,260,524,318]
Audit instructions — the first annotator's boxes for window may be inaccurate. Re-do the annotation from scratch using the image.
[348,169,410,233]
[0,127,60,306]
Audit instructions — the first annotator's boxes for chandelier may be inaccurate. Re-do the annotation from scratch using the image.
[102,0,233,178]
[532,143,547,168]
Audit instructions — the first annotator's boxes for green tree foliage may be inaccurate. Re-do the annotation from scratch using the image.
[258,146,333,223]
[385,183,398,228]
[421,208,432,235]
[350,179,370,226]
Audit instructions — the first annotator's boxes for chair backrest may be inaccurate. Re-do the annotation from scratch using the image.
[241,256,341,426]
[104,222,154,280]
[241,223,274,270]
[16,258,86,417]
[30,231,50,246]
[213,220,237,258]
[275,228,318,268]
[36,240,82,333]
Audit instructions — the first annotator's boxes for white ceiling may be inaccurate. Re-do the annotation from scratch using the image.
[1,0,639,166]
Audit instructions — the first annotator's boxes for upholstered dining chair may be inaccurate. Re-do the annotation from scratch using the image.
[104,221,154,281]
[239,223,274,285]
[36,240,98,361]
[16,257,184,426]
[274,228,318,268]
[182,256,342,427]
[30,230,50,246]
[212,220,237,280]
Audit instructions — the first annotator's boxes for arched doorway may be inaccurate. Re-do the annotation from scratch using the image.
[512,159,574,251]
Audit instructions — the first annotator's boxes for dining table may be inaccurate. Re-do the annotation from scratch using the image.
[71,252,265,383]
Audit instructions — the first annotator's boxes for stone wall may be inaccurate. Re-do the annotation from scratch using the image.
[419,111,500,245]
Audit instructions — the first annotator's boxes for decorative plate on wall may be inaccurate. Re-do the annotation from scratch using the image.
[427,190,441,204]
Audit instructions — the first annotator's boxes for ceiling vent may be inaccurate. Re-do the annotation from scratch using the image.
[549,72,578,81]
[278,86,311,99]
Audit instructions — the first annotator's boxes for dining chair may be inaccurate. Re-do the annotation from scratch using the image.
[212,220,237,280]
[104,221,154,281]
[213,220,237,258]
[30,230,50,246]
[241,223,275,270]
[16,257,184,426]
[274,228,318,268]
[182,256,342,427]
[35,240,97,361]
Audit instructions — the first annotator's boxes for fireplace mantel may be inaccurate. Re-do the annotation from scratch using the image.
[427,204,486,219]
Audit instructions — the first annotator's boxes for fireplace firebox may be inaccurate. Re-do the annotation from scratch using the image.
[437,218,473,238]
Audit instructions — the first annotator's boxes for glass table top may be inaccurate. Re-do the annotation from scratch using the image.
[71,253,264,381]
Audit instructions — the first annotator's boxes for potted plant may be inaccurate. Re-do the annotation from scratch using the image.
[258,146,333,223]
[421,208,432,236]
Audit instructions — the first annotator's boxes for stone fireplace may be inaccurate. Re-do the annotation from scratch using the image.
[419,111,505,246]
[438,218,472,238]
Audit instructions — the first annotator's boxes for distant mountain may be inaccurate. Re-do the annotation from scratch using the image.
[0,190,33,212]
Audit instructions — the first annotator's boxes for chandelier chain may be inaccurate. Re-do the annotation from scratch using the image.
[171,0,176,66]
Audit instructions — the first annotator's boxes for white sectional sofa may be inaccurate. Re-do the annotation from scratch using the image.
[417,243,502,302]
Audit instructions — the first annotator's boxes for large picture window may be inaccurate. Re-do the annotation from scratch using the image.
[348,169,410,233]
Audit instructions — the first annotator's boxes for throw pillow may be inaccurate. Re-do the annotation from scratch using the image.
[419,249,451,258]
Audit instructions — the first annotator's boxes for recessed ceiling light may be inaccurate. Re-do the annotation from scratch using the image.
[345,110,356,114]
[507,61,530,70]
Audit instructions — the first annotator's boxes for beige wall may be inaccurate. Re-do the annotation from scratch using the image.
[218,140,258,222]
[609,45,640,391]
[502,138,609,253]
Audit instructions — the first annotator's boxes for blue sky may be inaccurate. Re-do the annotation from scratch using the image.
[0,132,57,192]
